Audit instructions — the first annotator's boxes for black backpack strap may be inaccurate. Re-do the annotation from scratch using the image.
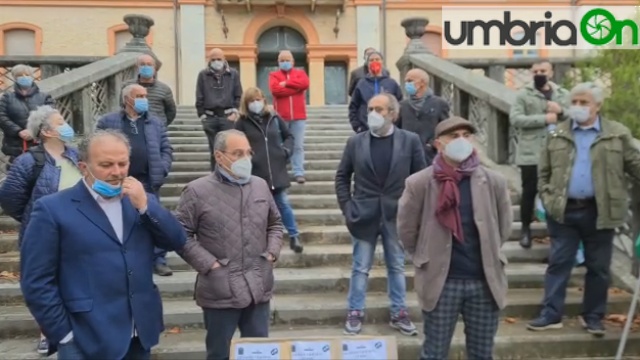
[26,145,46,196]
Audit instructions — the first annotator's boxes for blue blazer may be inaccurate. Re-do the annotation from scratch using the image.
[19,180,187,359]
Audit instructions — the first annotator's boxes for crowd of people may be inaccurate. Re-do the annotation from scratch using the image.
[0,47,636,360]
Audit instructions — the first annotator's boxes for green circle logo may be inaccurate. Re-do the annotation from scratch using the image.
[581,8,616,45]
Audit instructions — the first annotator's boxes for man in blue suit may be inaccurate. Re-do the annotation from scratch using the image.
[20,129,187,360]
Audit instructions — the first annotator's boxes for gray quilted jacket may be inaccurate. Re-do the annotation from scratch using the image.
[175,171,284,309]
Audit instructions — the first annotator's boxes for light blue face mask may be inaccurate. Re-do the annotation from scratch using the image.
[16,76,33,88]
[404,82,417,96]
[133,98,149,114]
[87,169,122,198]
[279,61,292,71]
[56,123,75,143]
[138,65,154,79]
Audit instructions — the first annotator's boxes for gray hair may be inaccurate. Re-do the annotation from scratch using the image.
[11,64,34,79]
[366,51,384,62]
[136,54,156,66]
[570,82,605,105]
[213,129,246,153]
[78,129,131,162]
[26,105,60,139]
[371,93,400,116]
[121,84,142,103]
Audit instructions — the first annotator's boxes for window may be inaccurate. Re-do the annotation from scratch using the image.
[3,29,36,55]
[511,31,539,58]
[114,31,133,52]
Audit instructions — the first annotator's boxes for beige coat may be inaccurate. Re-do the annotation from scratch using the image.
[397,166,513,312]
[175,172,284,309]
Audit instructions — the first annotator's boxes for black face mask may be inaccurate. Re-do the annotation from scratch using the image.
[533,74,548,89]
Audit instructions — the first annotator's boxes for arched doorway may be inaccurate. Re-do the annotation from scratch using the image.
[256,26,309,104]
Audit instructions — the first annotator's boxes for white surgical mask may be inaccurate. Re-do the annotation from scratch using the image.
[230,157,252,180]
[569,105,591,124]
[210,60,224,71]
[444,137,474,162]
[367,112,385,132]
[248,100,264,114]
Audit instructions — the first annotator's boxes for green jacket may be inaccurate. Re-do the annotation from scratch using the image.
[509,82,570,165]
[538,118,640,229]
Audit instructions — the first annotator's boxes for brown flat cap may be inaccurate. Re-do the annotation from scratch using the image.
[434,116,477,138]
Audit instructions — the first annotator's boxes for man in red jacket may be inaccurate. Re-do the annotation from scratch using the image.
[269,50,310,184]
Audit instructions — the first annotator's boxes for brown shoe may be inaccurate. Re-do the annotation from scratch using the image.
[295,176,306,184]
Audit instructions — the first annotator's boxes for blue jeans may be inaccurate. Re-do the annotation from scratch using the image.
[273,190,299,237]
[285,120,306,177]
[57,337,150,360]
[347,223,407,314]
[541,203,614,322]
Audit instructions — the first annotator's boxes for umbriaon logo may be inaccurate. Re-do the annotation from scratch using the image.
[443,7,639,47]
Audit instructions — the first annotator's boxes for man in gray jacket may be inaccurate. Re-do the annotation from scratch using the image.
[175,129,284,360]
[509,60,569,249]
[122,54,177,126]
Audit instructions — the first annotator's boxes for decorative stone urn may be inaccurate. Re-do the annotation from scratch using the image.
[400,17,431,54]
[118,14,161,69]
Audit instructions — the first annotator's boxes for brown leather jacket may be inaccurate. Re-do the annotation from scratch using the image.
[175,171,284,309]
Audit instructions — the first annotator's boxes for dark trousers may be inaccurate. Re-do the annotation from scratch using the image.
[141,183,166,265]
[202,301,270,360]
[541,203,614,322]
[520,165,538,228]
[202,116,234,171]
[420,279,499,360]
[57,336,149,360]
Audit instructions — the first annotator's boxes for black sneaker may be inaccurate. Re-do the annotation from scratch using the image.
[36,337,48,354]
[579,316,606,337]
[527,316,563,331]
[344,310,364,335]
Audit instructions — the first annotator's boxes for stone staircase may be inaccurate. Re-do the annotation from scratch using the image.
[0,105,639,358]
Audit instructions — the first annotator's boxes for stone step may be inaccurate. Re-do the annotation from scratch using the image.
[168,124,353,131]
[171,118,350,125]
[3,319,635,359]
[172,143,347,152]
[172,150,343,162]
[167,130,354,137]
[160,181,336,197]
[0,263,581,305]
[0,288,630,338]
[170,160,341,172]
[0,222,544,255]
[169,136,349,145]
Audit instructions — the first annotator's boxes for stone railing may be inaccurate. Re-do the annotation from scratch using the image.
[0,14,157,175]
[0,56,104,95]
[397,16,640,278]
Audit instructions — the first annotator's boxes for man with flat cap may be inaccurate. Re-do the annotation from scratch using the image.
[397,117,513,360]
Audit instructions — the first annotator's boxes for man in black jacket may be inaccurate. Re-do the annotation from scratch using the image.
[397,68,450,165]
[347,47,376,97]
[196,48,243,170]
[335,93,426,337]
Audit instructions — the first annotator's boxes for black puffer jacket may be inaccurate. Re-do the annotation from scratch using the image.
[235,111,293,192]
[0,86,53,157]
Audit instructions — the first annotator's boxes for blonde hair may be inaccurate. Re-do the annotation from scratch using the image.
[239,87,269,116]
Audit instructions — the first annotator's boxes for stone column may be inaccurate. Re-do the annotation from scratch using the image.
[395,17,431,89]
[239,57,257,89]
[356,6,380,58]
[179,4,206,105]
[308,55,325,106]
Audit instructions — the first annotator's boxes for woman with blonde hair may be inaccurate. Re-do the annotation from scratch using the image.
[234,87,303,253]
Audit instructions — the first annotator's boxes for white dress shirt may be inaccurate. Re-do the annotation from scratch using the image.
[59,180,142,344]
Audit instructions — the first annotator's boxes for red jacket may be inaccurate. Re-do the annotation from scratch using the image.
[268,68,309,121]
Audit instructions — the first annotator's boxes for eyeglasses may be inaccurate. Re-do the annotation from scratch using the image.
[129,121,138,135]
